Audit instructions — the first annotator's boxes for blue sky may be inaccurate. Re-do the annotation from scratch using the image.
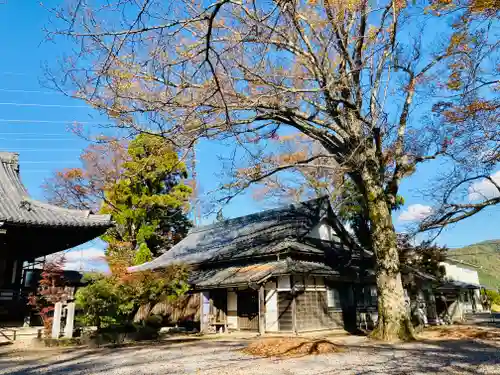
[0,2,498,270]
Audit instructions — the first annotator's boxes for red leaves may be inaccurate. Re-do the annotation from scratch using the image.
[27,256,68,335]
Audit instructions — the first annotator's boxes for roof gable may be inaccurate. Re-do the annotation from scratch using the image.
[0,152,112,228]
[130,197,333,271]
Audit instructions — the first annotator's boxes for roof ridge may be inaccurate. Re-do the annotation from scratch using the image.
[0,152,19,166]
[189,196,329,234]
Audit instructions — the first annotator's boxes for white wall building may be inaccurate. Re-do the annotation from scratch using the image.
[440,261,483,314]
[441,262,481,286]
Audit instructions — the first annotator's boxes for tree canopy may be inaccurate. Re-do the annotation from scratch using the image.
[45,134,193,264]
[45,0,498,340]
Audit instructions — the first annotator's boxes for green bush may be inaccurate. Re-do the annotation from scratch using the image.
[75,265,189,332]
[485,289,500,305]
[75,274,134,329]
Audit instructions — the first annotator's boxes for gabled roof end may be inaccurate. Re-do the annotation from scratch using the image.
[0,152,19,167]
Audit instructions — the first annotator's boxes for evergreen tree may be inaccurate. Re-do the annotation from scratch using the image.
[45,134,193,264]
[101,134,192,261]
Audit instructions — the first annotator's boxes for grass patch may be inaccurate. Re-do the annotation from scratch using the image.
[491,304,500,313]
[242,337,343,358]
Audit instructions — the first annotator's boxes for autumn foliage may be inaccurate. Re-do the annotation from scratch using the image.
[44,134,193,266]
[45,0,499,341]
[27,256,69,337]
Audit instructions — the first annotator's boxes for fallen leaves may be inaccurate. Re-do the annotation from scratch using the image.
[242,337,342,358]
[421,325,500,342]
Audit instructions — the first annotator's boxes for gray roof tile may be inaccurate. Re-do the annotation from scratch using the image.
[129,197,331,271]
[0,152,112,228]
[190,259,340,288]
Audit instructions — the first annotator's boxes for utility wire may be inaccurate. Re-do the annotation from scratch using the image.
[20,170,52,173]
[19,161,77,164]
[0,72,29,76]
[2,148,81,151]
[0,132,74,136]
[0,102,88,108]
[0,88,61,95]
[0,138,74,141]
[0,119,112,124]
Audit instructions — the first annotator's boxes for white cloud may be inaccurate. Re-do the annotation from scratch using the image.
[47,247,108,272]
[398,204,433,222]
[468,171,500,201]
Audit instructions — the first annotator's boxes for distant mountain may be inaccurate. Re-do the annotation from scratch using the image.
[447,240,500,289]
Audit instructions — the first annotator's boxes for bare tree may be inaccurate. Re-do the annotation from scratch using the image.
[44,0,498,340]
[44,137,127,211]
[418,0,500,232]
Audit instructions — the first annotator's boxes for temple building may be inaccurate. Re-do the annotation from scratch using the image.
[0,152,112,322]
[130,197,378,333]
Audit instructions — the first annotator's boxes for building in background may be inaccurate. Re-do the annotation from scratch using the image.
[130,197,436,334]
[435,261,483,322]
[0,152,112,323]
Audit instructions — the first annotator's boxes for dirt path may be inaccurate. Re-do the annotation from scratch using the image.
[0,327,498,374]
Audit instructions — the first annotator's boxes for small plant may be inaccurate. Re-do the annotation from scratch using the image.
[27,255,68,337]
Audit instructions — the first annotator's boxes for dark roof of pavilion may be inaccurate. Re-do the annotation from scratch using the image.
[130,196,360,272]
[0,152,112,228]
[190,259,340,289]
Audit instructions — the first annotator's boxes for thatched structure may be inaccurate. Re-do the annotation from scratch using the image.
[134,294,200,324]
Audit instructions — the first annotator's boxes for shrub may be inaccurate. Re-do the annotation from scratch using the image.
[484,289,500,305]
[75,264,189,332]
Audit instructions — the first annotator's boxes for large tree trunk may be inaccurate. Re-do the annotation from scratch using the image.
[364,177,414,341]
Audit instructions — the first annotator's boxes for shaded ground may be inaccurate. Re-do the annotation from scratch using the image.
[0,326,499,375]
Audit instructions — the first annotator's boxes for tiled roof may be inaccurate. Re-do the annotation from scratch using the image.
[0,152,112,228]
[190,259,340,288]
[437,279,480,290]
[129,197,333,272]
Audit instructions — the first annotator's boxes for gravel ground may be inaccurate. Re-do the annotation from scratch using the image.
[0,335,499,375]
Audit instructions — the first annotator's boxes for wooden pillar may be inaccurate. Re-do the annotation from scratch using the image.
[10,260,17,285]
[258,285,265,335]
[292,294,297,335]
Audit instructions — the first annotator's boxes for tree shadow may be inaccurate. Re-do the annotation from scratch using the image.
[1,336,499,374]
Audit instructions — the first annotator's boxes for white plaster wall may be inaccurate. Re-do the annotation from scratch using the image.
[278,275,291,290]
[265,282,279,332]
[441,262,481,286]
[306,220,339,242]
[227,291,238,329]
[201,291,210,331]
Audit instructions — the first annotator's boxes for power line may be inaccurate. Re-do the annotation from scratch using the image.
[0,119,112,124]
[20,170,52,173]
[0,132,74,136]
[0,138,74,141]
[0,72,29,76]
[0,102,88,108]
[0,88,61,95]
[2,148,81,152]
[20,161,77,164]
